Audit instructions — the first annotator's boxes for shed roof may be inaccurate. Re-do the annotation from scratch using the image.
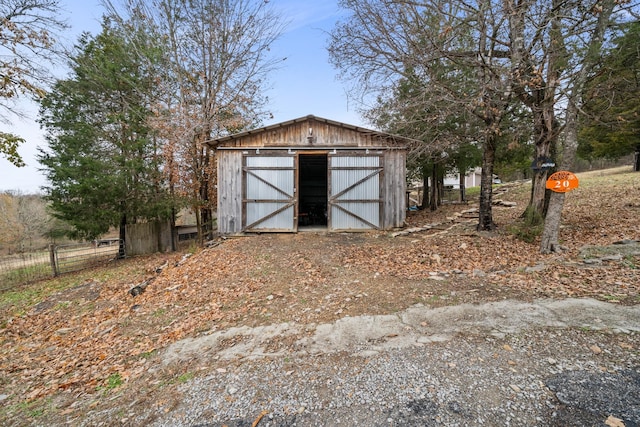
[205,114,420,147]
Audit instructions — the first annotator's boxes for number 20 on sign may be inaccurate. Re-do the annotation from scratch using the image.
[546,171,579,193]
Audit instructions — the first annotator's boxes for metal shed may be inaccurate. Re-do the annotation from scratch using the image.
[210,115,411,234]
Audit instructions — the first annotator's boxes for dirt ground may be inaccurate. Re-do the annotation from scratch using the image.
[0,167,639,425]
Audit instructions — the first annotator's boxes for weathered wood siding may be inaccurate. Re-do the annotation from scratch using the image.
[217,150,244,234]
[214,115,409,234]
[381,150,406,229]
[218,117,402,149]
[125,221,173,255]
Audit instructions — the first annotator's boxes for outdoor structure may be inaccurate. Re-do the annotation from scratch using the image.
[444,167,483,189]
[443,167,501,188]
[209,115,412,234]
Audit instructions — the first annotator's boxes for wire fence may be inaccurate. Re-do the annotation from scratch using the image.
[0,240,124,291]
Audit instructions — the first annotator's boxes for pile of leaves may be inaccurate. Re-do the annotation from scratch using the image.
[0,167,638,423]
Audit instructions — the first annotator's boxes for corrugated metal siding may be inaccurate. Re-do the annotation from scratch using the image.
[246,156,294,168]
[329,155,381,230]
[331,202,380,229]
[330,155,379,168]
[245,170,294,199]
[246,204,294,229]
[244,155,295,231]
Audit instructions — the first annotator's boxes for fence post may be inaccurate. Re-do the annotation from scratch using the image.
[49,244,58,277]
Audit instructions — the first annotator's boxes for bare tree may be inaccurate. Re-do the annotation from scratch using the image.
[330,0,638,239]
[104,0,286,240]
[0,192,22,251]
[539,0,629,253]
[15,193,49,251]
[506,0,639,226]
[0,0,67,166]
[507,0,567,222]
[0,192,50,253]
[329,0,514,230]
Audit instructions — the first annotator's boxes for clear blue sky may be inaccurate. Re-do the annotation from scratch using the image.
[0,0,367,193]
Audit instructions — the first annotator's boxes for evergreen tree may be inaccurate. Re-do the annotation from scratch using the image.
[329,0,514,230]
[366,64,485,208]
[579,21,640,171]
[38,21,172,243]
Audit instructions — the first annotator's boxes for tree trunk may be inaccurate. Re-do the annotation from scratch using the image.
[527,142,549,218]
[540,0,614,253]
[512,0,563,223]
[170,208,177,252]
[200,205,211,240]
[430,163,438,211]
[199,146,212,242]
[528,142,552,219]
[118,213,126,259]
[421,169,429,209]
[477,137,496,231]
[634,144,640,172]
[458,169,466,202]
[195,203,202,244]
[540,191,565,253]
[540,99,579,253]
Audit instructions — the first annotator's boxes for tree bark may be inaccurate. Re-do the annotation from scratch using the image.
[540,0,615,254]
[508,0,564,222]
[421,171,429,210]
[458,170,466,202]
[528,143,552,218]
[540,98,579,254]
[430,164,438,211]
[540,191,565,253]
[195,203,202,244]
[118,213,126,259]
[477,136,496,231]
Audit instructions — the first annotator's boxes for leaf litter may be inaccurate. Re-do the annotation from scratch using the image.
[0,166,638,423]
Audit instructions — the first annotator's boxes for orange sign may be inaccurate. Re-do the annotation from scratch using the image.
[546,171,579,193]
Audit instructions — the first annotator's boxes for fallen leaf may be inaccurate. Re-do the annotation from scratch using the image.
[605,415,625,427]
[590,345,602,354]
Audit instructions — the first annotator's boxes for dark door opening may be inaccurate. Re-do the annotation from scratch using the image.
[298,154,328,227]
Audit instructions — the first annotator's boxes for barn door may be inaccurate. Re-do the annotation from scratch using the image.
[328,154,382,230]
[243,154,296,232]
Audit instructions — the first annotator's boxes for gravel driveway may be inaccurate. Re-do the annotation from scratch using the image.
[86,298,640,427]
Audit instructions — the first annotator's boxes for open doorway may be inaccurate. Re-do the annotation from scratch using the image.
[298,154,328,228]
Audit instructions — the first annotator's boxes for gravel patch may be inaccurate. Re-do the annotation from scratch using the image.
[82,299,640,427]
[546,369,640,425]
[141,329,639,427]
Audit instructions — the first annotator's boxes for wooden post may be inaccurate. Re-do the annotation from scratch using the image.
[49,244,58,277]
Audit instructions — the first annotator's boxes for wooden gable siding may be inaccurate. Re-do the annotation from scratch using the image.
[218,118,397,149]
